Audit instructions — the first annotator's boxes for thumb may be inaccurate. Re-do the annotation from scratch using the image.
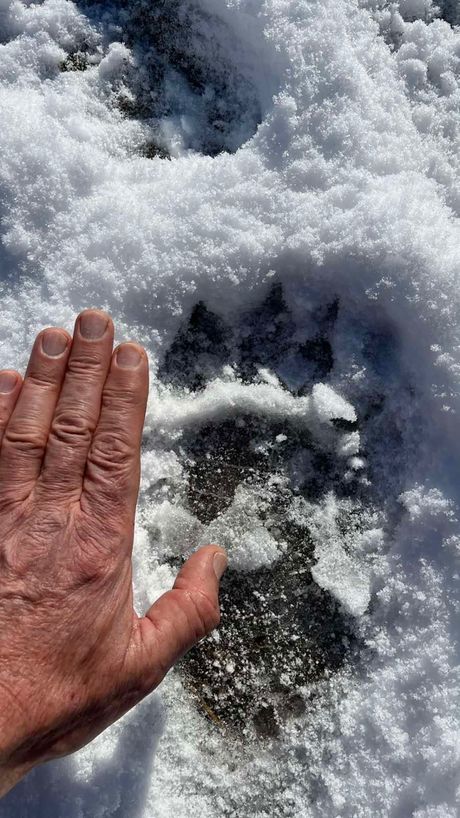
[132,545,228,689]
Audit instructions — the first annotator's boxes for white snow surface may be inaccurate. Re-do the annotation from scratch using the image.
[0,0,460,815]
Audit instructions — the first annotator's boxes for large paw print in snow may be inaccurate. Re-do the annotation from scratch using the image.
[140,286,387,740]
[71,0,278,156]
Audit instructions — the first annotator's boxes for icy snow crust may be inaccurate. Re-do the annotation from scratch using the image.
[1,0,460,815]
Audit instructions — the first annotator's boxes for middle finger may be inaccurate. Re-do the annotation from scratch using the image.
[38,310,114,501]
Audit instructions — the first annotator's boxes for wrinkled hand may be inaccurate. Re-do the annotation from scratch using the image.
[0,310,227,796]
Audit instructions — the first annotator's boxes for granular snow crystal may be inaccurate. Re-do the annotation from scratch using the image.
[1,0,460,816]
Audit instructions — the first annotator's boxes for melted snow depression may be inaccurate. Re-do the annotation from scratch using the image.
[1,0,460,815]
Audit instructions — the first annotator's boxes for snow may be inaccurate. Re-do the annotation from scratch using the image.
[308,493,384,617]
[0,0,460,815]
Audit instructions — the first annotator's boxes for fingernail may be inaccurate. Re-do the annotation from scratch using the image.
[41,330,68,357]
[116,344,142,369]
[0,371,18,394]
[213,551,228,581]
[79,311,109,340]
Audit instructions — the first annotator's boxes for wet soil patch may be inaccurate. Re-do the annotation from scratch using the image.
[175,412,363,738]
[159,286,365,739]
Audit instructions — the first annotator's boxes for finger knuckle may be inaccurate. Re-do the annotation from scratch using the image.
[102,386,143,411]
[27,371,60,390]
[88,430,133,473]
[50,411,92,447]
[3,423,46,455]
[67,353,106,378]
[72,526,118,583]
[73,551,114,584]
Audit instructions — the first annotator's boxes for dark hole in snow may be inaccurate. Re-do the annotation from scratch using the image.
[159,301,232,391]
[79,0,266,156]
[60,52,90,72]
[159,285,338,394]
[438,1,460,26]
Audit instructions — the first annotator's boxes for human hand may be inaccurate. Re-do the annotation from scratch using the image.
[0,310,227,796]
